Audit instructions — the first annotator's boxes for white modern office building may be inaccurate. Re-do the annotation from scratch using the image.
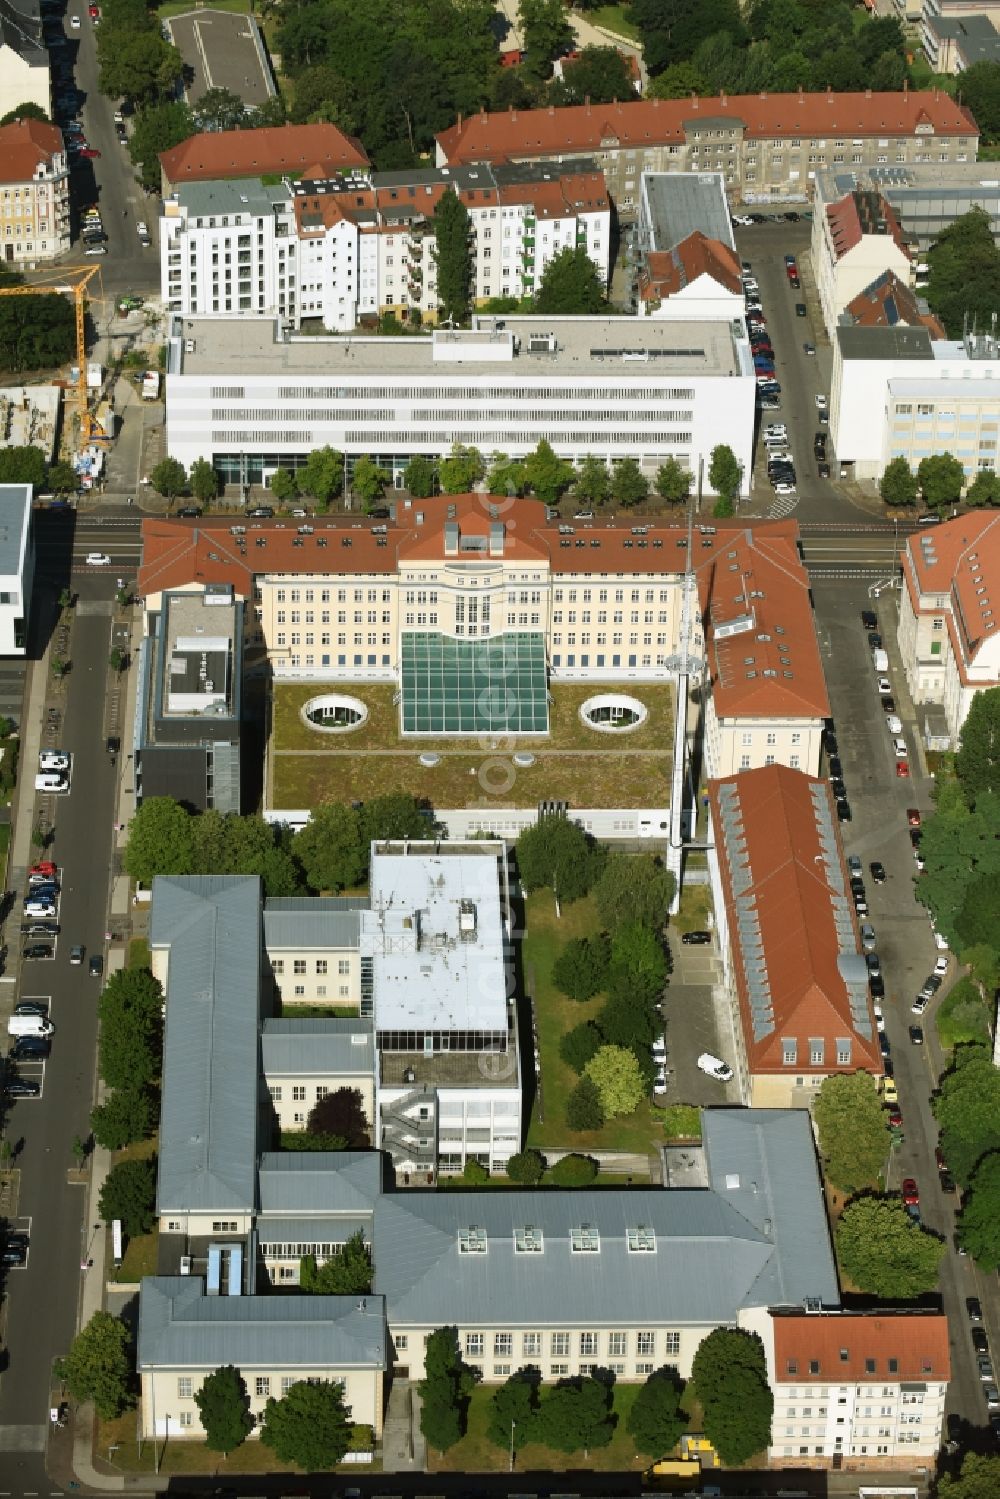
[164,313,756,492]
[0,483,34,656]
[831,323,1000,480]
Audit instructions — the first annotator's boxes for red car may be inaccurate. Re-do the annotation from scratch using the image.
[896,760,910,777]
[30,861,57,877]
[888,1108,903,1130]
[78,147,101,159]
[902,1177,919,1206]
[907,807,921,826]
[88,3,99,13]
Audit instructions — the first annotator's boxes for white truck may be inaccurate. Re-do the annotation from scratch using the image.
[141,370,160,401]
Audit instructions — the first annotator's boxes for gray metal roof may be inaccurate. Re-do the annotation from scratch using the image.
[263,896,366,951]
[153,876,262,1213]
[701,1109,839,1309]
[642,171,734,255]
[0,485,32,581]
[0,0,45,62]
[258,1150,382,1216]
[173,178,290,217]
[138,1278,385,1370]
[837,324,934,362]
[261,1017,374,1076]
[256,1215,371,1244]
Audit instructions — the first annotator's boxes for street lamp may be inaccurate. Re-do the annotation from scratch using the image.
[509,1418,516,1472]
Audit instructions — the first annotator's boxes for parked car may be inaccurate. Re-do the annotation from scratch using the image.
[902,1177,919,1206]
[870,861,886,885]
[89,954,103,978]
[909,1025,925,1045]
[69,944,84,964]
[974,1328,990,1354]
[697,1052,733,1082]
[681,930,711,945]
[9,1036,49,1061]
[968,1297,983,1322]
[4,1076,40,1098]
[907,807,922,826]
[22,944,52,961]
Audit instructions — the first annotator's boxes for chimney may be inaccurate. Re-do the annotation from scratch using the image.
[903,77,908,96]
[798,84,804,102]
[865,86,872,99]
[512,109,517,122]
[691,92,699,109]
[548,104,554,115]
[720,91,727,107]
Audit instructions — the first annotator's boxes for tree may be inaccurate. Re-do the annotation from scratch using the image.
[934,1043,1000,1187]
[438,443,484,494]
[552,45,635,105]
[957,62,1000,144]
[419,1327,475,1452]
[0,101,49,125]
[110,647,127,675]
[956,688,1000,802]
[90,1086,153,1150]
[607,922,668,1005]
[835,1195,946,1297]
[269,468,298,505]
[938,1453,1000,1499]
[610,457,649,508]
[957,1151,1000,1268]
[708,443,741,503]
[573,455,610,507]
[654,457,692,504]
[918,452,965,512]
[487,452,528,497]
[288,65,361,132]
[551,934,610,1001]
[559,1021,603,1074]
[55,1312,132,1420]
[404,455,436,497]
[98,29,183,105]
[488,1368,540,1451]
[463,1157,490,1184]
[98,1155,156,1236]
[306,1087,370,1147]
[519,0,573,81]
[351,454,390,510]
[192,87,248,134]
[534,246,605,314]
[813,1071,889,1194]
[128,101,194,192]
[516,814,604,901]
[690,1327,772,1466]
[0,445,46,487]
[149,458,188,500]
[48,460,79,494]
[598,991,657,1053]
[522,439,576,504]
[194,1365,254,1454]
[124,796,196,884]
[585,1044,645,1118]
[506,1148,546,1184]
[358,792,428,844]
[296,446,344,508]
[259,1379,352,1469]
[187,457,218,506]
[534,1375,614,1452]
[925,208,1000,339]
[299,1230,372,1293]
[294,802,366,892]
[878,455,918,507]
[647,61,709,99]
[549,1150,598,1184]
[0,297,75,373]
[566,1074,606,1131]
[627,1367,686,1456]
[594,852,672,934]
[966,469,1000,508]
[433,192,472,326]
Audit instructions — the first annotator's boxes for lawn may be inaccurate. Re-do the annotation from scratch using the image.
[587,4,640,40]
[157,0,249,16]
[269,680,673,813]
[128,936,150,970]
[112,1229,158,1282]
[96,1413,376,1476]
[429,1381,650,1474]
[671,880,712,936]
[936,976,992,1050]
[523,890,662,1155]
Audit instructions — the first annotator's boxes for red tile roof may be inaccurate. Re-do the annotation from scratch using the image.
[159,124,369,187]
[772,1309,951,1384]
[708,765,881,1078]
[639,231,741,302]
[826,190,910,264]
[437,91,978,166]
[844,269,946,338]
[0,118,63,183]
[904,510,1000,666]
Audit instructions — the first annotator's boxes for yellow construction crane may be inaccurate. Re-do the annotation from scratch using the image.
[0,265,106,442]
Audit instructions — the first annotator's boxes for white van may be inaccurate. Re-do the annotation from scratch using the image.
[24,899,56,918]
[38,751,69,772]
[34,772,67,792]
[7,1014,54,1038]
[872,648,889,674]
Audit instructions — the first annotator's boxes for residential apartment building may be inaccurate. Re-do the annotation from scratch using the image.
[810,174,913,336]
[923,9,1000,71]
[768,1308,950,1469]
[831,323,1000,481]
[157,122,369,196]
[0,0,49,119]
[140,872,843,1438]
[162,313,756,490]
[436,91,979,212]
[834,161,1000,252]
[0,117,70,266]
[897,509,1000,746]
[635,172,744,321]
[840,270,945,339]
[0,483,34,655]
[707,765,882,1108]
[160,162,610,331]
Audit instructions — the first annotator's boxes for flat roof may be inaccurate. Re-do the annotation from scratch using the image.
[642,171,734,254]
[366,845,508,1034]
[837,324,934,361]
[171,177,289,217]
[261,1017,375,1076]
[174,314,741,379]
[0,484,32,581]
[166,9,275,109]
[400,632,548,735]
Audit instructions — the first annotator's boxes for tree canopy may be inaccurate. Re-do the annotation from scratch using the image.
[433,193,472,325]
[552,46,636,105]
[938,1453,1000,1499]
[835,1194,945,1297]
[98,1155,157,1236]
[956,688,1000,804]
[551,933,610,1001]
[0,296,75,373]
[708,444,741,508]
[259,1379,353,1468]
[879,455,917,507]
[419,1327,475,1452]
[933,1042,1000,1187]
[306,1087,370,1147]
[918,452,965,511]
[128,101,195,191]
[813,1071,888,1193]
[957,1151,1000,1268]
[690,1327,772,1466]
[958,63,1000,144]
[294,801,366,892]
[594,852,672,934]
[533,246,606,314]
[523,439,576,503]
[55,1312,132,1420]
[516,815,604,901]
[925,208,1000,340]
[194,1365,254,1454]
[299,1230,372,1293]
[0,446,47,488]
[584,1043,646,1117]
[627,1367,686,1456]
[297,445,344,507]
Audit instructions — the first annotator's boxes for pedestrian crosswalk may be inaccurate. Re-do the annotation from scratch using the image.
[767,493,800,519]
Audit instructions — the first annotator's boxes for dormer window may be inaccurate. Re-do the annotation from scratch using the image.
[626,1224,656,1253]
[458,1225,487,1254]
[514,1225,543,1253]
[570,1224,599,1253]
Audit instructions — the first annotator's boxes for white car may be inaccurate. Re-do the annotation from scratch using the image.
[934,954,949,976]
[885,714,902,734]
[653,1070,667,1096]
[85,552,111,566]
[774,482,797,495]
[733,214,754,227]
[38,751,69,772]
[893,737,908,759]
[933,930,949,951]
[877,676,891,694]
[872,1001,885,1032]
[697,1052,734,1082]
[815,393,828,410]
[765,424,787,437]
[70,13,80,25]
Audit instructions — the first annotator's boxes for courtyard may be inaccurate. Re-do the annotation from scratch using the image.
[267,679,674,813]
